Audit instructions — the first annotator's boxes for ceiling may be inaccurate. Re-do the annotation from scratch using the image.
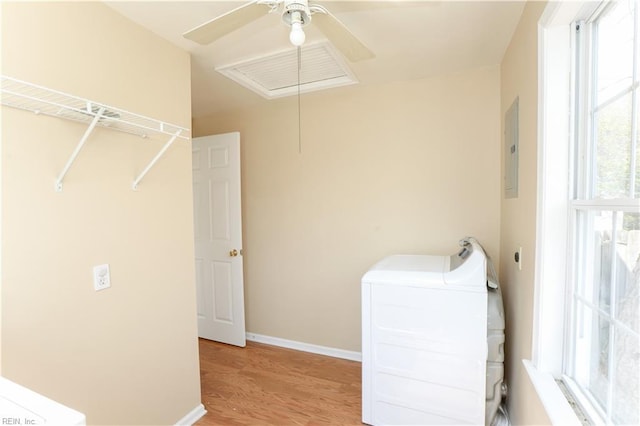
[105,1,526,119]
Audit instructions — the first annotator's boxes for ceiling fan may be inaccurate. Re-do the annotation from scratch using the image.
[183,0,375,62]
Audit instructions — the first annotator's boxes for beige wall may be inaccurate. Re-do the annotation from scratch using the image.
[0,1,553,424]
[500,1,551,424]
[194,65,502,352]
[1,2,201,424]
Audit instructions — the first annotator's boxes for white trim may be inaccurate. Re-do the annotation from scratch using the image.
[563,375,606,425]
[523,360,582,426]
[541,1,588,27]
[533,4,574,376]
[174,403,206,426]
[245,332,362,362]
[570,198,640,211]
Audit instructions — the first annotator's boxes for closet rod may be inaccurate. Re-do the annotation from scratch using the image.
[1,76,190,141]
[1,75,192,191]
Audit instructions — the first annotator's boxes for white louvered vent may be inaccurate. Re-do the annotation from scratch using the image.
[217,42,357,99]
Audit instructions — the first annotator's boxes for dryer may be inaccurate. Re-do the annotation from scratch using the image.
[361,238,505,425]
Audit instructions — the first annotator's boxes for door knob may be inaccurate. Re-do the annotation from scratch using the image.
[229,249,238,257]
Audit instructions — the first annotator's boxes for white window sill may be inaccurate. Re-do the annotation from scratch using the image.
[523,360,582,426]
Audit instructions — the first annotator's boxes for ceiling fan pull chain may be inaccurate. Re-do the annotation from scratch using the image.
[297,45,302,154]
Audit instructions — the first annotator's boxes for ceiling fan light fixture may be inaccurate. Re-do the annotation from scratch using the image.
[289,12,306,46]
[182,0,375,62]
[282,1,310,47]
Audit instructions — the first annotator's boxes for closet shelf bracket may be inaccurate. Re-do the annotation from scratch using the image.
[55,106,105,192]
[132,129,183,190]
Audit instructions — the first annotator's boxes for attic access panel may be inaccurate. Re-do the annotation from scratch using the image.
[216,42,358,99]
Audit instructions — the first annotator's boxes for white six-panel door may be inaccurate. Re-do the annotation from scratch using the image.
[192,132,246,347]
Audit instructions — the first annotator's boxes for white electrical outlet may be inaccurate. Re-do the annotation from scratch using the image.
[93,264,111,291]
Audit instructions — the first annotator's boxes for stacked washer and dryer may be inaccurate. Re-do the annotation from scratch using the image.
[362,238,506,425]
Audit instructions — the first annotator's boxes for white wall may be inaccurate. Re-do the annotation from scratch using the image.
[1,3,201,424]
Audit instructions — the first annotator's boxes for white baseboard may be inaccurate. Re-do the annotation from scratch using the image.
[245,332,362,362]
[175,403,206,426]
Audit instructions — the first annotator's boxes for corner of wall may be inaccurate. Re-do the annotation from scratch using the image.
[499,1,551,424]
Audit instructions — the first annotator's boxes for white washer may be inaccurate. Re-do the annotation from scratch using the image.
[0,377,86,425]
[361,239,504,425]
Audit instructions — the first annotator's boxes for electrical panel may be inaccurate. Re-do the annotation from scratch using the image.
[504,97,519,199]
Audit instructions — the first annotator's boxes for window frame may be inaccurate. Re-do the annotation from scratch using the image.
[567,3,640,422]
[533,1,640,424]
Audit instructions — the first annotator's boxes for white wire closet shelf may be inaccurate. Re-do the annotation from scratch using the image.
[0,75,191,191]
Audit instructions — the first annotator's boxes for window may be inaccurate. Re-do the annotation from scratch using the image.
[567,2,640,424]
[533,1,640,424]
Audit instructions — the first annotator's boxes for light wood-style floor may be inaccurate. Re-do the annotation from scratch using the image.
[195,338,362,425]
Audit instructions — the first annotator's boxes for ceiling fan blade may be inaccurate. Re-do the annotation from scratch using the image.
[183,1,267,45]
[312,10,375,62]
